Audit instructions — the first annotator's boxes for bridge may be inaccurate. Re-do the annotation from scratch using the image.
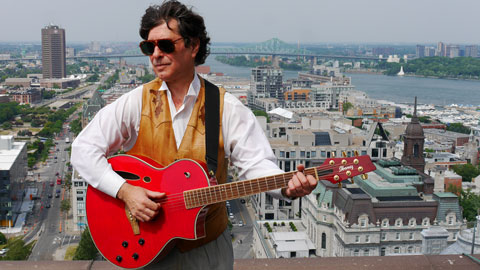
[1,38,379,63]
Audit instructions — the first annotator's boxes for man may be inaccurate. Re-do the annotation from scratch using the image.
[71,1,317,269]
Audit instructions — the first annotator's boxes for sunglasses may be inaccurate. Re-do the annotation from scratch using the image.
[139,38,183,55]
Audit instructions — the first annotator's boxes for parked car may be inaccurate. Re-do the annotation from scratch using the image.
[45,204,51,209]
[0,248,8,255]
[48,194,52,198]
[55,193,59,198]
[49,182,54,187]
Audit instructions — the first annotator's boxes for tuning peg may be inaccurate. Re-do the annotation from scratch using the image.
[354,150,359,156]
[338,182,343,188]
[361,174,368,180]
[342,151,347,157]
[331,152,336,158]
[350,178,355,184]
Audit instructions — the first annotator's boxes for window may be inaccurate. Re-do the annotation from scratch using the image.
[383,148,387,157]
[382,219,389,227]
[280,151,285,158]
[381,247,386,256]
[381,233,386,241]
[363,249,369,256]
[300,151,305,158]
[407,246,414,253]
[290,151,296,158]
[365,235,370,243]
[321,151,326,157]
[77,196,84,201]
[355,235,360,243]
[79,182,84,187]
[372,148,379,157]
[354,249,359,256]
[74,182,79,187]
[76,191,84,195]
[394,247,400,254]
[396,233,400,240]
[311,151,316,157]
[307,152,310,158]
[395,218,403,227]
[323,215,327,222]
[321,233,326,249]
[361,150,367,156]
[409,218,416,227]
[409,232,414,240]
[422,218,430,226]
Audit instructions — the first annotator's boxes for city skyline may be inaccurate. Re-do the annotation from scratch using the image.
[1,0,480,44]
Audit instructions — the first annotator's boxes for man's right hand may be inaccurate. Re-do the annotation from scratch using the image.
[116,182,165,222]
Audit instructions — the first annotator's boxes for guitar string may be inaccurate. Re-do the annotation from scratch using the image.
[133,160,354,203]
[139,171,347,212]
[127,161,361,211]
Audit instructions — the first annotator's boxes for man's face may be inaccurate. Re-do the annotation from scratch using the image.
[147,19,199,83]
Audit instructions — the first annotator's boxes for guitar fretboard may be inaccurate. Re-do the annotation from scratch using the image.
[184,167,331,209]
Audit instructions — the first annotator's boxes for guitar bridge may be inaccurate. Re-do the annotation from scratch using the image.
[125,207,140,235]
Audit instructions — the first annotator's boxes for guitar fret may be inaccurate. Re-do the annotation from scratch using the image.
[230,183,234,199]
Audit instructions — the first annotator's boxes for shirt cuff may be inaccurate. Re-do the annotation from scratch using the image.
[97,167,126,198]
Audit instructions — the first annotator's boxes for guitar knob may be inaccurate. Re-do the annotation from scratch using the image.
[132,253,139,260]
[116,256,122,262]
[138,238,145,245]
[122,241,128,248]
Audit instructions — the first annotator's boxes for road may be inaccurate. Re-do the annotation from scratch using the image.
[27,130,79,261]
[229,199,255,259]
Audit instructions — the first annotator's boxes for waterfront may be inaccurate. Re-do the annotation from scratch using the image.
[126,56,480,107]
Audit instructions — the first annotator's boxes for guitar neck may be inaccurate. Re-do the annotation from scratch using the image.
[184,167,329,209]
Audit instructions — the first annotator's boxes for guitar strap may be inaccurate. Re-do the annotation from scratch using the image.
[204,79,220,178]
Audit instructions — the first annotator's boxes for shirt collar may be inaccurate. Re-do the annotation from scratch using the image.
[159,71,201,98]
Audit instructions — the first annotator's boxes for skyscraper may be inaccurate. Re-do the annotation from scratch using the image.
[416,45,425,58]
[42,25,66,79]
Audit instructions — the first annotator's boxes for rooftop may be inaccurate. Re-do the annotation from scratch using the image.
[0,256,479,270]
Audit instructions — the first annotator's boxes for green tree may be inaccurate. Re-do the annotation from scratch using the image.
[452,164,480,182]
[60,199,71,212]
[446,123,471,134]
[342,102,353,114]
[2,238,34,260]
[73,227,99,260]
[0,232,6,244]
[459,190,480,222]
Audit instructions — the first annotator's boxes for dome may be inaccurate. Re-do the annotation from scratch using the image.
[405,117,424,137]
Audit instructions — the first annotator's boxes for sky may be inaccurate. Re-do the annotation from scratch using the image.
[1,0,480,45]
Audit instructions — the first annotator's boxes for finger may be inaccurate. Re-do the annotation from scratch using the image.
[146,190,166,199]
[307,175,317,189]
[142,207,156,219]
[292,177,303,195]
[297,164,305,172]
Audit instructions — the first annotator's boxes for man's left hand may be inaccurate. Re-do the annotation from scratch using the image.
[282,164,317,199]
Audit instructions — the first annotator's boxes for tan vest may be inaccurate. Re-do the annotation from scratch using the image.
[127,77,228,252]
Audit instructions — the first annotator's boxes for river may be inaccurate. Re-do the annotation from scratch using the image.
[126,56,480,106]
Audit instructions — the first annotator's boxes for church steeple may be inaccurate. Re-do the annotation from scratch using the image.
[401,96,426,172]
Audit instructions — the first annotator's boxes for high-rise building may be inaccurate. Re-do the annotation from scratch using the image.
[416,45,425,58]
[446,45,460,58]
[465,45,478,57]
[424,47,436,57]
[250,66,283,99]
[42,25,66,79]
[436,42,446,57]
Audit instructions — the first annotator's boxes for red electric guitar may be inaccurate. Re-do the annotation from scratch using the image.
[86,154,376,269]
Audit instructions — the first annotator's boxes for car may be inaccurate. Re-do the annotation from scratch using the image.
[55,172,59,176]
[55,193,59,198]
[50,182,54,187]
[229,213,234,219]
[45,204,51,208]
[0,248,8,255]
[48,194,52,198]
[238,221,244,227]
[54,156,57,159]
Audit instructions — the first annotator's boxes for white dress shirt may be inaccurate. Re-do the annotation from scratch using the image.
[71,73,285,199]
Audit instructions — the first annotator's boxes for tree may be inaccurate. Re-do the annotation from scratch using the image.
[452,164,480,182]
[342,102,353,115]
[447,123,471,134]
[0,232,6,244]
[459,190,480,222]
[73,227,99,260]
[60,199,71,212]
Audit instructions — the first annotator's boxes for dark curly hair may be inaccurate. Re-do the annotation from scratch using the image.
[139,0,210,66]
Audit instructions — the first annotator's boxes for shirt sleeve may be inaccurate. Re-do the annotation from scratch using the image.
[222,92,287,200]
[71,86,143,198]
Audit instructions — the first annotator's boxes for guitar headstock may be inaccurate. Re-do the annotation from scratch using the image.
[319,155,376,184]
